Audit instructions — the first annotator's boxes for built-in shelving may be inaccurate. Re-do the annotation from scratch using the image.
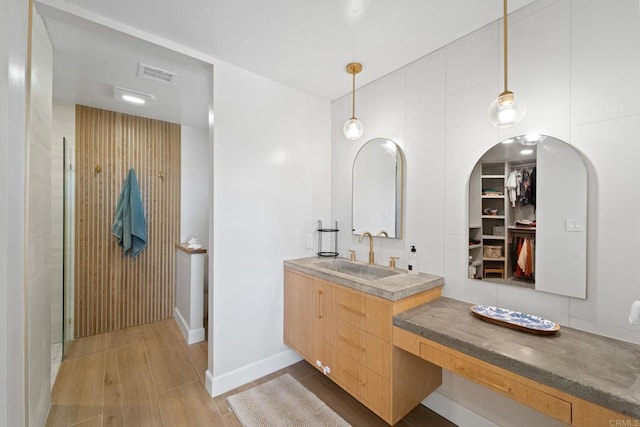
[468,223,483,279]
[480,163,507,279]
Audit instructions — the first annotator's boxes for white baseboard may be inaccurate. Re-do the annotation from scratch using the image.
[422,391,496,427]
[208,349,302,397]
[206,369,214,396]
[174,307,205,345]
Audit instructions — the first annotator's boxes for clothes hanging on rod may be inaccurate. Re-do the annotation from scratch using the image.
[506,166,536,208]
[509,235,535,280]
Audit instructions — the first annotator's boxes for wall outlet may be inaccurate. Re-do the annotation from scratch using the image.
[305,234,314,249]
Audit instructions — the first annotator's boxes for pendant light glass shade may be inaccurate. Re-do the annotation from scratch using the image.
[488,0,525,128]
[488,90,526,128]
[343,62,364,140]
[344,118,364,140]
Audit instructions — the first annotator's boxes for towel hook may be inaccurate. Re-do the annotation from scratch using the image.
[95,164,102,174]
[157,171,164,179]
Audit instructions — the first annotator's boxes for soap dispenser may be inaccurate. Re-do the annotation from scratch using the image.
[407,245,419,275]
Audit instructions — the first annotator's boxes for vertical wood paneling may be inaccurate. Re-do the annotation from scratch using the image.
[75,105,180,338]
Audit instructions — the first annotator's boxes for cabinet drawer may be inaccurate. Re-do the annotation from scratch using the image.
[326,317,390,379]
[326,345,390,420]
[331,285,391,341]
[420,341,572,424]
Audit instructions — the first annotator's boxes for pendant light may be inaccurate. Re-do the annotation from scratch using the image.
[488,0,526,128]
[343,62,364,140]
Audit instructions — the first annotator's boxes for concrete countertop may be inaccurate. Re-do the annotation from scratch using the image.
[284,257,444,301]
[394,297,640,419]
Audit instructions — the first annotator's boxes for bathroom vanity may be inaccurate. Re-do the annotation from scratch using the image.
[284,257,640,426]
[283,257,444,424]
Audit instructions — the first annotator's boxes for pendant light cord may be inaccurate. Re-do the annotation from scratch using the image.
[351,71,356,119]
[503,0,508,92]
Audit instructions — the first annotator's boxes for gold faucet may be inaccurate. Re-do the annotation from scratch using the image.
[389,256,399,269]
[359,231,375,264]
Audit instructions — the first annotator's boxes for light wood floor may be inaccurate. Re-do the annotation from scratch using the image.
[47,318,455,426]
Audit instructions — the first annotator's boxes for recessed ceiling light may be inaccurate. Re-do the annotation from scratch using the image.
[521,149,533,155]
[114,86,155,105]
[121,94,146,104]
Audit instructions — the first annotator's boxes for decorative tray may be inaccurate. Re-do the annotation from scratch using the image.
[470,305,560,335]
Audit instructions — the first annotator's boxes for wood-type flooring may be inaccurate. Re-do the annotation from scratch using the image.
[46,318,455,426]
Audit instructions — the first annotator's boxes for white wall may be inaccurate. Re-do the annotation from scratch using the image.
[180,124,210,317]
[331,0,640,425]
[27,6,53,426]
[180,125,210,249]
[209,60,331,395]
[0,0,28,424]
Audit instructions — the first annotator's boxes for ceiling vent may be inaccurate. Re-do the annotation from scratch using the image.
[137,62,177,84]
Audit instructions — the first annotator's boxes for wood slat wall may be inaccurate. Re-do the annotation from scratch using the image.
[75,105,181,338]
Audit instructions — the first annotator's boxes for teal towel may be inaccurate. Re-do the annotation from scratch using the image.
[111,168,147,257]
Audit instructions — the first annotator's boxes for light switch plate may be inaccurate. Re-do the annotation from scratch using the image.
[565,219,584,231]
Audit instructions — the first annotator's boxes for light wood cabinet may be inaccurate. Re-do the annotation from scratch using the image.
[394,326,637,426]
[283,269,327,366]
[284,268,443,425]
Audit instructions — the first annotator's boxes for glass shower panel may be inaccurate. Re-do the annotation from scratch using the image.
[62,136,75,357]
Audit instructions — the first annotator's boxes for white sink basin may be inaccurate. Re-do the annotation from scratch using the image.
[318,259,400,281]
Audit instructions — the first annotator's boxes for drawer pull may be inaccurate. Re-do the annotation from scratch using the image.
[338,335,367,352]
[340,367,367,386]
[475,376,512,394]
[339,303,367,317]
[453,362,512,394]
[316,290,323,319]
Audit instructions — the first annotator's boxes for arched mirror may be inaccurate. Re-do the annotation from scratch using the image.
[468,135,587,298]
[352,138,404,238]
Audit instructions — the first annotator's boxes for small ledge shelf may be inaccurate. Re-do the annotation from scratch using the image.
[482,195,505,199]
[481,174,505,179]
[483,257,506,261]
[469,244,482,250]
[469,224,481,229]
[482,235,506,240]
[482,215,505,219]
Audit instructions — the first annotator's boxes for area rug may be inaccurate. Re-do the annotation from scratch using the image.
[226,373,351,426]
